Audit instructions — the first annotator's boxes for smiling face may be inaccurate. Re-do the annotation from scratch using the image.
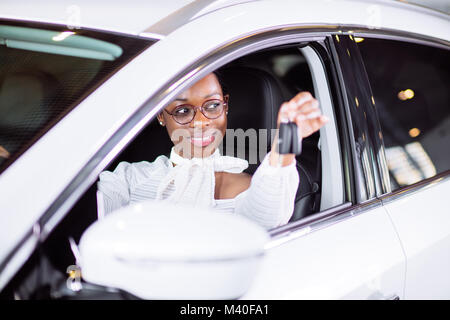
[157,73,228,159]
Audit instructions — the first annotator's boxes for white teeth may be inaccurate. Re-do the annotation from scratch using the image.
[191,136,211,141]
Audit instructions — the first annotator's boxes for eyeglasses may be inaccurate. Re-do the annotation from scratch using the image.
[164,95,228,125]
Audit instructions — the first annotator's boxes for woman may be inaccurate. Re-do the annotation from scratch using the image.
[97,72,328,229]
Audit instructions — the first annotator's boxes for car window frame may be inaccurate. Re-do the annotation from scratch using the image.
[79,31,354,248]
[351,31,450,205]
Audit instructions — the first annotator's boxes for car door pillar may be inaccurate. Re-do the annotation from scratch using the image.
[328,34,388,203]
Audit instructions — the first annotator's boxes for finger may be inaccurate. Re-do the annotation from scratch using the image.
[279,102,290,118]
[304,110,322,120]
[289,102,320,121]
[320,115,330,123]
[286,101,300,121]
[291,91,314,106]
[288,102,319,121]
[294,107,322,122]
[287,97,317,113]
[310,114,329,125]
[297,99,319,112]
[295,108,320,121]
[277,102,291,125]
[284,96,323,123]
[302,105,321,117]
[295,114,329,135]
[308,116,329,132]
[301,119,322,137]
[295,113,321,124]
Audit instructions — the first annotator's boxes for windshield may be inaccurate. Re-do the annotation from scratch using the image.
[0,21,154,174]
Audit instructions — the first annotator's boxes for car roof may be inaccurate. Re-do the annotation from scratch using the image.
[0,0,194,36]
[0,0,448,38]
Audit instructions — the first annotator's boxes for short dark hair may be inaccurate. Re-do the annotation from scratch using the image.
[213,70,229,96]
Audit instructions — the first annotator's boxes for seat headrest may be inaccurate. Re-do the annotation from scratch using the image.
[217,67,285,172]
[218,67,284,131]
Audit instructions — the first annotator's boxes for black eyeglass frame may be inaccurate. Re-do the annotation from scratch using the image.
[163,94,229,125]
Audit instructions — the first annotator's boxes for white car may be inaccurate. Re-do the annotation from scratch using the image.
[0,0,449,300]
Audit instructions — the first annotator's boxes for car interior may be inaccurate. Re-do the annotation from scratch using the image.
[1,45,323,299]
[0,23,152,174]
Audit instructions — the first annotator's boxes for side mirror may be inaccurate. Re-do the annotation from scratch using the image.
[78,201,269,299]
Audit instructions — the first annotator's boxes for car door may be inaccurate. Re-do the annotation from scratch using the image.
[241,33,405,300]
[356,35,450,299]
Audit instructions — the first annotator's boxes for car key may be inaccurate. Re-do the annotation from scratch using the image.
[277,120,302,155]
[290,121,302,155]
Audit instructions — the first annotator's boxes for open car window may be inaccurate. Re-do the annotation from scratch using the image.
[0,21,153,174]
[104,44,338,224]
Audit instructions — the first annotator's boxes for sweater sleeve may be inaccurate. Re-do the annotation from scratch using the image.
[97,161,133,215]
[234,152,299,229]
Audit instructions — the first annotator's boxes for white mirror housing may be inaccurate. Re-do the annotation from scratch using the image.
[78,201,269,299]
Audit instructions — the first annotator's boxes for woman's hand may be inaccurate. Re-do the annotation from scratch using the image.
[269,92,329,167]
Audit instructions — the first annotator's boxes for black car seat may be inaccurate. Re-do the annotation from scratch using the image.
[107,112,172,170]
[0,70,62,168]
[283,61,315,96]
[217,66,321,221]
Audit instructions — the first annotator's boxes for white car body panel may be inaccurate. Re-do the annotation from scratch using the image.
[383,180,450,299]
[0,0,448,41]
[243,206,405,299]
[0,0,448,297]
[0,0,195,35]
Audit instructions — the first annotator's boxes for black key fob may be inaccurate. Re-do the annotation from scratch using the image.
[277,121,302,155]
[278,121,292,154]
[290,122,302,155]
